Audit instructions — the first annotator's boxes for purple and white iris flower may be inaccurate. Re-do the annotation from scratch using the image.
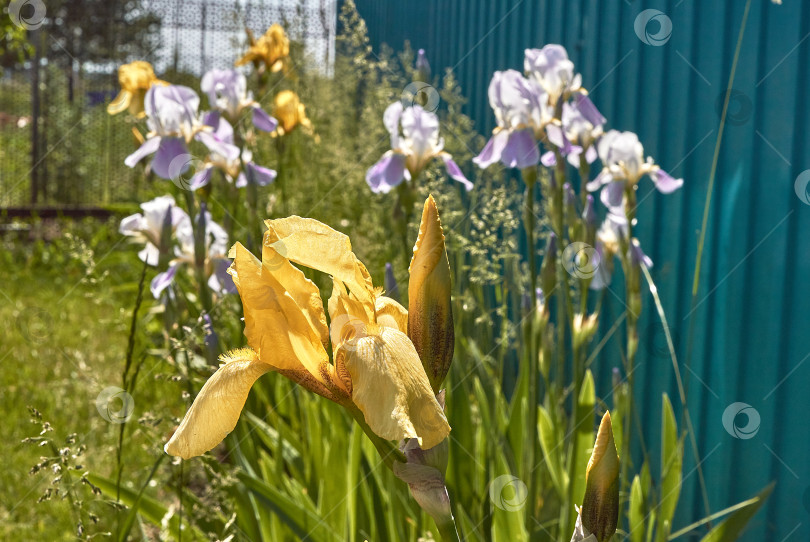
[125,85,240,180]
[119,195,191,267]
[586,130,683,213]
[474,69,552,170]
[366,102,472,193]
[187,113,277,190]
[524,45,582,106]
[200,69,277,132]
[589,212,654,291]
[151,206,236,298]
[542,95,606,167]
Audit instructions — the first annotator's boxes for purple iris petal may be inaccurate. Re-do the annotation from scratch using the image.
[152,137,190,179]
[119,213,143,236]
[235,172,248,188]
[575,94,606,127]
[383,102,404,148]
[189,167,213,190]
[473,130,509,169]
[252,106,278,132]
[630,240,653,269]
[246,162,277,186]
[150,265,178,298]
[500,128,539,169]
[652,168,683,194]
[586,169,613,192]
[124,137,162,169]
[202,110,221,129]
[585,145,598,164]
[589,244,611,291]
[208,259,237,294]
[541,151,557,167]
[366,152,408,194]
[441,154,473,191]
[138,244,160,266]
[196,130,239,161]
[600,181,625,213]
[211,116,234,143]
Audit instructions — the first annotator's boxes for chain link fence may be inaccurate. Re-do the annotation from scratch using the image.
[0,0,335,208]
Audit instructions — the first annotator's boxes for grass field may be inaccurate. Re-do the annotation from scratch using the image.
[0,220,180,539]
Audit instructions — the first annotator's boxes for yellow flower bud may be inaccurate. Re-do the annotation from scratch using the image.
[408,195,454,393]
[273,90,313,136]
[582,411,620,541]
[107,61,167,117]
[235,23,289,73]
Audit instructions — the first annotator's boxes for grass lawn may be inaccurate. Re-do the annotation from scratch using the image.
[0,219,179,539]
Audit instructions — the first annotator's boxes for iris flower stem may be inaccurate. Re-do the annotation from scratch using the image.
[436,517,463,542]
[619,185,640,506]
[347,406,406,468]
[521,166,540,524]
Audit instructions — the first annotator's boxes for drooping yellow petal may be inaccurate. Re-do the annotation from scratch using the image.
[582,411,620,542]
[408,195,454,392]
[375,295,409,333]
[337,326,450,449]
[264,217,375,321]
[107,90,132,115]
[228,242,336,390]
[165,348,271,459]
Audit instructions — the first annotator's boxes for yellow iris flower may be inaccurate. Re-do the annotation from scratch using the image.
[107,61,167,118]
[273,90,313,136]
[165,196,452,460]
[235,23,289,74]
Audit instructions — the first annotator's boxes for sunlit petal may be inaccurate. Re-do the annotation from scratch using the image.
[263,217,375,321]
[338,326,450,449]
[165,348,271,459]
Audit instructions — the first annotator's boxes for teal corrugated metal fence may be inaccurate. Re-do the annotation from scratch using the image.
[352,0,810,540]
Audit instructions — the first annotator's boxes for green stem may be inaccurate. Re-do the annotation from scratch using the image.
[437,517,463,542]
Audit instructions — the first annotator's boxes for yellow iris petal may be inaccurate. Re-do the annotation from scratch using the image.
[375,295,409,333]
[338,326,450,450]
[108,61,167,117]
[264,217,375,321]
[165,348,271,459]
[228,242,334,387]
[107,90,132,115]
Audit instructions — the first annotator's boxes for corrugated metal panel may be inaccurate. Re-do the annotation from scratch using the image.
[351,1,810,540]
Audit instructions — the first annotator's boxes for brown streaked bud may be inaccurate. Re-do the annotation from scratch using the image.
[408,195,454,393]
[581,411,620,542]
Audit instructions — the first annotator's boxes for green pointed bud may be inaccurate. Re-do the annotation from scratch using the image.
[581,411,620,542]
[408,195,454,393]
